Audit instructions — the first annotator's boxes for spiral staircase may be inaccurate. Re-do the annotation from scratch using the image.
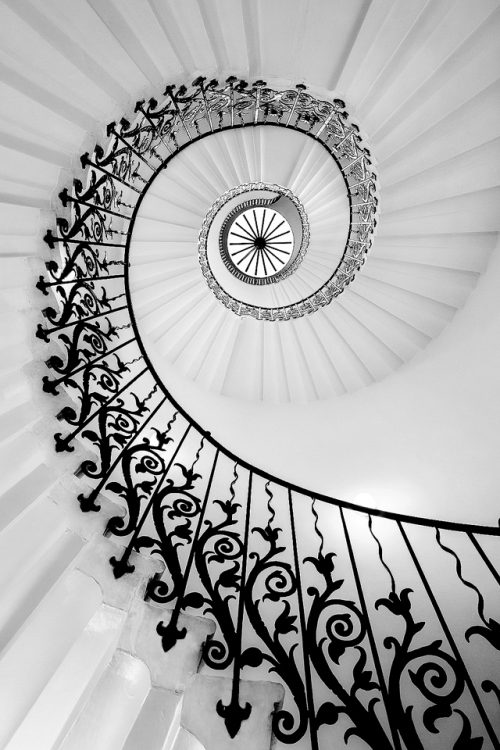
[1,1,500,749]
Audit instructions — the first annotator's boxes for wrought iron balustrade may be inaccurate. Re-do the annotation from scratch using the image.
[35,76,500,750]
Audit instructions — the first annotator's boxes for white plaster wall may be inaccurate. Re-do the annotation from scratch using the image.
[161,236,500,525]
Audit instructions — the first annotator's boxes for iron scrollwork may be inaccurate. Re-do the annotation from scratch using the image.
[306,505,393,750]
[35,74,500,749]
[243,483,308,744]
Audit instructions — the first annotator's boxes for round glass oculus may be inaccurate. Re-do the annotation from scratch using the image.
[225,206,294,282]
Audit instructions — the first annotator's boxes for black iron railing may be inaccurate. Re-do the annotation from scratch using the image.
[36,77,500,750]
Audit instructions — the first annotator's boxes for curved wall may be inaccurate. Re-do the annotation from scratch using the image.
[160,234,500,525]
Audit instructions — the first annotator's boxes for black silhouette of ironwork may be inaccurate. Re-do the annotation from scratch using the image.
[36,77,500,749]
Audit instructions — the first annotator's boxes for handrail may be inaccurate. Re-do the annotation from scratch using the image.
[37,76,500,749]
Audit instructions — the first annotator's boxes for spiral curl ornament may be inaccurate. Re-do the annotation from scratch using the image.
[208,533,244,565]
[409,653,464,710]
[323,601,366,662]
[261,562,297,603]
[168,493,201,520]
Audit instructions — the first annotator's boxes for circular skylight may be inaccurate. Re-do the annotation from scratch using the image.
[225,207,294,282]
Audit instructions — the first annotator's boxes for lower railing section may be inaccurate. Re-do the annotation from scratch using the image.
[83,433,500,750]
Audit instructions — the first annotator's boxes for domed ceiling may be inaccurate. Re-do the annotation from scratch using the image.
[1,0,498,522]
